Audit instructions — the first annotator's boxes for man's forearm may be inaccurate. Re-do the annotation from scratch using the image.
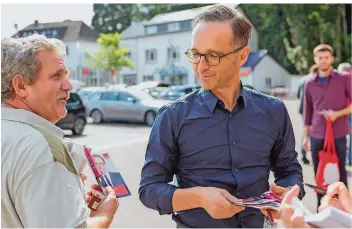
[336,104,352,118]
[172,187,202,212]
[87,216,112,228]
[304,126,310,138]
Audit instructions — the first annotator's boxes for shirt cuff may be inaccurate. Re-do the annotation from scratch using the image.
[157,185,178,215]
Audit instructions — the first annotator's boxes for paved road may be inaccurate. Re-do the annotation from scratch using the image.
[66,99,351,228]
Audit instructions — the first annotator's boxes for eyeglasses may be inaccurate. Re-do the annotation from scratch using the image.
[185,46,245,66]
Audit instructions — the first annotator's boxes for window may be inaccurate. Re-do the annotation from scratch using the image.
[119,92,137,102]
[143,75,154,81]
[146,25,157,35]
[125,51,132,59]
[146,49,157,63]
[265,78,272,88]
[122,74,137,85]
[157,24,167,33]
[101,92,119,101]
[179,20,192,30]
[52,30,58,38]
[183,88,194,94]
[167,47,179,60]
[89,92,102,101]
[168,22,179,32]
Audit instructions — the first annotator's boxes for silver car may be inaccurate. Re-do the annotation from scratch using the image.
[85,88,170,126]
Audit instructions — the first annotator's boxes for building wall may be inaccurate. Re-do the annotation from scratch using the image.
[64,41,109,86]
[248,28,258,52]
[120,31,195,85]
[120,26,259,85]
[253,55,290,91]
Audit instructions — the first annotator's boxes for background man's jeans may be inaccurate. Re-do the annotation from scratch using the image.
[310,136,347,209]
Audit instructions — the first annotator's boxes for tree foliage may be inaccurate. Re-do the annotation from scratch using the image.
[91,4,211,34]
[92,4,351,74]
[242,4,351,74]
[86,33,134,77]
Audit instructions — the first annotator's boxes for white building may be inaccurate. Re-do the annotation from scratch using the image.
[120,4,290,91]
[13,20,109,86]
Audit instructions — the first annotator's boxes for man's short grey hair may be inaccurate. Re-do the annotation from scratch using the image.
[194,4,252,48]
[1,34,67,102]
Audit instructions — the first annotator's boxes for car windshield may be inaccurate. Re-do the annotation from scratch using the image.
[162,86,190,95]
[126,89,155,100]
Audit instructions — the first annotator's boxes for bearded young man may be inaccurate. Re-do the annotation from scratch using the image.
[303,44,352,209]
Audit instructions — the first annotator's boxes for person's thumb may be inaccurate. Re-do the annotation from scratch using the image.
[219,189,237,203]
[281,185,300,205]
[270,183,287,195]
[106,186,116,198]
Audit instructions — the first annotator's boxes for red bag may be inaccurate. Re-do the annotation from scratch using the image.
[315,119,340,189]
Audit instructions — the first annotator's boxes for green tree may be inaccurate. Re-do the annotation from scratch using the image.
[241,4,297,73]
[91,4,211,34]
[86,33,134,84]
[242,4,351,74]
[91,4,140,34]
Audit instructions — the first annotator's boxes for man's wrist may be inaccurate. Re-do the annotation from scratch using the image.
[337,109,347,118]
[87,215,113,228]
[188,187,204,209]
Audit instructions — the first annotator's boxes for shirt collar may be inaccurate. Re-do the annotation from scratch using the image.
[312,68,337,80]
[199,83,247,114]
[1,107,64,139]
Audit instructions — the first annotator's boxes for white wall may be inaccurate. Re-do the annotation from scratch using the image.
[121,31,195,84]
[120,22,259,85]
[253,55,290,91]
[64,41,99,69]
[64,40,108,85]
[248,28,258,52]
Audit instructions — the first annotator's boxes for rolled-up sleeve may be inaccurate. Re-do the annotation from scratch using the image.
[303,81,313,126]
[139,105,178,215]
[270,101,305,199]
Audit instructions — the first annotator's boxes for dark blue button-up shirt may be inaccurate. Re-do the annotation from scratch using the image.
[139,87,304,228]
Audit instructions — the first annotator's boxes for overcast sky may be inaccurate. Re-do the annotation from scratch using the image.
[1,4,94,38]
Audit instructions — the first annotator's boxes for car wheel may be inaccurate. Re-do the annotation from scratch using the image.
[91,110,103,123]
[145,111,156,126]
[72,117,86,135]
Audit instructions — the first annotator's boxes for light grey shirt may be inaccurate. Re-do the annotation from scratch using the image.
[1,108,88,228]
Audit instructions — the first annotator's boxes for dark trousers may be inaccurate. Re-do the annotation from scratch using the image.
[300,116,307,159]
[310,136,347,209]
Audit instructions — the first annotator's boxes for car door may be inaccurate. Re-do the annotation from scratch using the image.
[117,92,142,121]
[100,91,121,120]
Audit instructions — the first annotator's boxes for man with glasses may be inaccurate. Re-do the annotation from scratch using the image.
[139,4,304,228]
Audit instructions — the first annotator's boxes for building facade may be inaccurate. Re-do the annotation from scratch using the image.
[120,4,290,91]
[13,20,109,87]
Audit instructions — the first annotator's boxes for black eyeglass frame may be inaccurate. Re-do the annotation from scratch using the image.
[185,45,246,66]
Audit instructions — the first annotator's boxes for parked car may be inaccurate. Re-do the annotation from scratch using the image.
[78,86,105,101]
[143,87,166,99]
[69,80,85,93]
[56,92,87,135]
[84,88,170,126]
[129,81,170,90]
[160,85,201,100]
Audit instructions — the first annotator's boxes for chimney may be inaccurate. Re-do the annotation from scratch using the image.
[34,20,39,26]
